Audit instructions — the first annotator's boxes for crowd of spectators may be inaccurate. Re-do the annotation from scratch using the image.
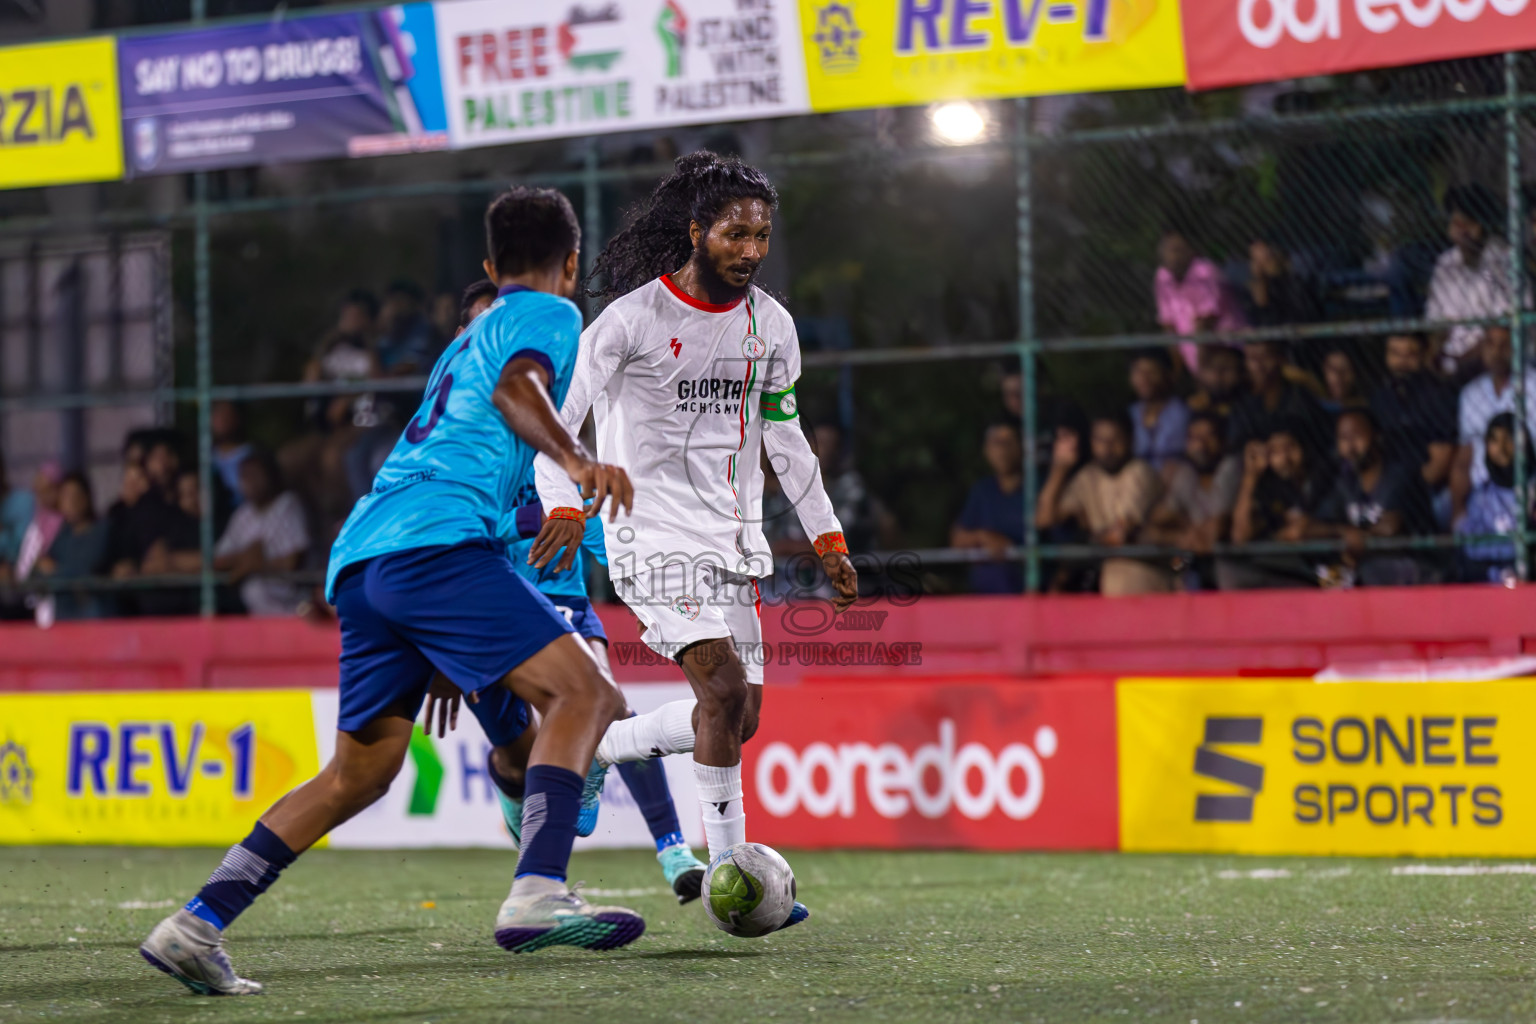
[0,276,479,621]
[4,183,1536,614]
[959,326,1534,596]
[0,415,311,623]
[956,180,1536,595]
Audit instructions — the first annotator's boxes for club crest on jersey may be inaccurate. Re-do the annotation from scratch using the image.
[670,595,702,620]
[742,334,767,361]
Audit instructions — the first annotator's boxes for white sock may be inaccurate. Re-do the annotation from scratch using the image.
[694,761,745,862]
[596,700,696,767]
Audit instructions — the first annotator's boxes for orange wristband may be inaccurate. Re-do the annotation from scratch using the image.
[813,531,848,557]
[548,506,583,522]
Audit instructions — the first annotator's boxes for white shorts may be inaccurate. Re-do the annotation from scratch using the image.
[615,563,765,685]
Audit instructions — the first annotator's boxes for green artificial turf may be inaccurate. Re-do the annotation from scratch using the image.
[1,847,1532,1023]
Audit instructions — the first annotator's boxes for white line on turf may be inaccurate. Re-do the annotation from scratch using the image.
[1216,869,1291,879]
[116,899,177,909]
[1392,864,1536,875]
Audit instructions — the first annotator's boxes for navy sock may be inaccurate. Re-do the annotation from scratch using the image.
[486,752,525,801]
[185,822,297,930]
[513,764,583,882]
[617,758,684,849]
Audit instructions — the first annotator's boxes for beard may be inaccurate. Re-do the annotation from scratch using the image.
[1344,451,1378,476]
[1189,452,1221,475]
[695,239,758,297]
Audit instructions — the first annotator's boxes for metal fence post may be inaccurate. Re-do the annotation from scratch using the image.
[583,141,601,290]
[1015,97,1040,593]
[1507,52,1527,582]
[194,172,215,615]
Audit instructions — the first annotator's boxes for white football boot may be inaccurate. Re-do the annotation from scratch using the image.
[140,909,263,995]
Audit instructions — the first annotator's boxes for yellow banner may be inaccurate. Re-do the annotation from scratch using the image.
[799,0,1185,112]
[0,691,318,845]
[1118,679,1536,857]
[0,37,123,189]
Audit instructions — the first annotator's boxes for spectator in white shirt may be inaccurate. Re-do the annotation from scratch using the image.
[214,450,311,616]
[1453,326,1536,522]
[1426,184,1526,381]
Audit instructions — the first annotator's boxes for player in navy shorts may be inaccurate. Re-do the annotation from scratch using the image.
[142,188,646,997]
[422,281,709,905]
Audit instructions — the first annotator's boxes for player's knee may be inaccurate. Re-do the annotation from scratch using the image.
[739,701,760,743]
[332,762,398,809]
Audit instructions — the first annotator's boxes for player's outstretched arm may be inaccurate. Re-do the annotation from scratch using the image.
[762,414,858,612]
[492,356,634,522]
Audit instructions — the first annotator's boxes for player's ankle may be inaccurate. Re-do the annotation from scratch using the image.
[509,874,566,900]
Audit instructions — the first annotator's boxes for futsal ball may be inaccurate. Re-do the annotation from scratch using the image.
[702,842,796,937]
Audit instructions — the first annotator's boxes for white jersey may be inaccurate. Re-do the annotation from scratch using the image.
[535,276,841,580]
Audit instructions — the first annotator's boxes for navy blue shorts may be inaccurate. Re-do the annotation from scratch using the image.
[466,685,533,747]
[334,539,573,734]
[466,596,605,748]
[546,594,608,644]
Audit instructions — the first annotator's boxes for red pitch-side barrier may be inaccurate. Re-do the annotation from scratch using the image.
[741,675,1119,850]
[3,585,1536,692]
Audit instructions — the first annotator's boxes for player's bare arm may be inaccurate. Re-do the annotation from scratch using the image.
[762,403,857,612]
[492,356,633,524]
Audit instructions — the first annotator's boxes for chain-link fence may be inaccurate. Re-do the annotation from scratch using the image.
[0,46,1533,618]
[1025,54,1535,596]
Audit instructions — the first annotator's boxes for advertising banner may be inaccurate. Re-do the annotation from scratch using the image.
[322,683,704,851]
[1180,0,1535,91]
[1118,679,1536,856]
[0,691,319,845]
[117,5,448,178]
[798,0,1186,112]
[0,37,123,189]
[742,676,1119,850]
[435,0,809,149]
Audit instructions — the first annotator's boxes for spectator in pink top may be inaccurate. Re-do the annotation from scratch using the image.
[1155,229,1248,373]
[14,461,64,581]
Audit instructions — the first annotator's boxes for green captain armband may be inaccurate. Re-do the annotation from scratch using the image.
[761,385,799,422]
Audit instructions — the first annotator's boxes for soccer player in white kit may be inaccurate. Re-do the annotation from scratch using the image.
[531,152,857,929]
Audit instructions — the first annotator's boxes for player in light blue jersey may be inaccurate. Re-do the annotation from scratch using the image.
[423,282,708,904]
[142,188,645,998]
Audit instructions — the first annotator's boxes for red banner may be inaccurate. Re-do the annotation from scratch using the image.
[1181,0,1535,91]
[743,676,1119,850]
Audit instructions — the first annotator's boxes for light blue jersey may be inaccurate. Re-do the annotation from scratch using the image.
[325,285,582,601]
[499,486,607,600]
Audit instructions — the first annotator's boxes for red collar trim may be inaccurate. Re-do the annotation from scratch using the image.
[660,274,743,313]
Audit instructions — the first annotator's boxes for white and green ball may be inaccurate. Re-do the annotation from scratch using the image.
[702,842,796,937]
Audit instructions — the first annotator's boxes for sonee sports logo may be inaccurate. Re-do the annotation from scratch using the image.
[1194,717,1264,823]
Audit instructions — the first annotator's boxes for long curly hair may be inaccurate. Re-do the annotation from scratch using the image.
[586,150,779,301]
